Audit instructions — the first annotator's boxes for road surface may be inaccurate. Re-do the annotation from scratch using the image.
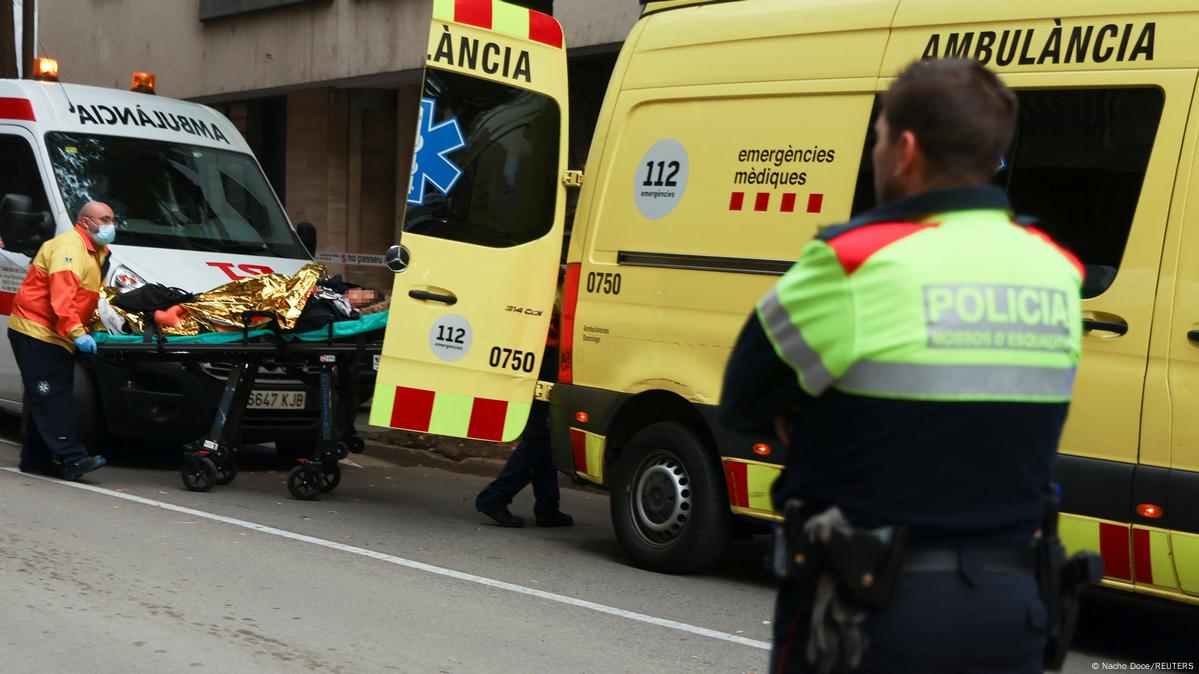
[0,418,1193,672]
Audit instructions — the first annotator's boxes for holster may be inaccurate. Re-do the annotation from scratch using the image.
[773,501,907,674]
[1038,485,1105,671]
[773,500,908,607]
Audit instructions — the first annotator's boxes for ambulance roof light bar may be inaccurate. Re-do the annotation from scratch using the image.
[131,71,157,95]
[32,57,59,82]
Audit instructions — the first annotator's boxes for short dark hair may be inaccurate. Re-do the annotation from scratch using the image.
[881,59,1018,183]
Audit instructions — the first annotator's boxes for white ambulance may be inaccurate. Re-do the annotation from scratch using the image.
[0,64,321,455]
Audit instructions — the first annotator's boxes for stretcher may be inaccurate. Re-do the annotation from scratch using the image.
[95,311,387,500]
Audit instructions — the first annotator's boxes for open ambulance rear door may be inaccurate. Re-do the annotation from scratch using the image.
[370,0,569,442]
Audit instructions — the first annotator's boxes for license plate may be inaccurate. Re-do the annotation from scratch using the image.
[247,391,307,410]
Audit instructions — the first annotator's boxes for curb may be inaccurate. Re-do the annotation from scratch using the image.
[353,410,605,493]
[358,439,607,496]
[361,439,509,479]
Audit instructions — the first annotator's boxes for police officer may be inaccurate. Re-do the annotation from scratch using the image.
[9,201,114,481]
[719,59,1082,673]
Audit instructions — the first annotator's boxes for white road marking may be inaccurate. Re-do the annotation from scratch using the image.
[0,467,771,651]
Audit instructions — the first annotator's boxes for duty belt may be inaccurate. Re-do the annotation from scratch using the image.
[902,546,1036,573]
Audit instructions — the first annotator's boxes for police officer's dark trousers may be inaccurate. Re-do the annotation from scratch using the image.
[9,329,90,471]
[475,399,560,516]
[771,549,1047,674]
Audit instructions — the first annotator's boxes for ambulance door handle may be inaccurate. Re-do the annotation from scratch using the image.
[409,289,458,306]
[1083,318,1127,336]
[1187,329,1199,343]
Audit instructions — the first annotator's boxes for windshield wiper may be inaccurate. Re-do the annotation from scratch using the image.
[218,242,269,254]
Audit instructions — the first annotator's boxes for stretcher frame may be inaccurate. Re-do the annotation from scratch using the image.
[96,311,384,499]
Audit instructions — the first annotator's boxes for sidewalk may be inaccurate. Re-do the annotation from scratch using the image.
[353,408,518,479]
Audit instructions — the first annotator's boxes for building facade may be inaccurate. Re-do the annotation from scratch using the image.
[39,0,640,287]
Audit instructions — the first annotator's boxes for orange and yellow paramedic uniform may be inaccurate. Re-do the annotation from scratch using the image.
[8,223,108,472]
[10,223,108,351]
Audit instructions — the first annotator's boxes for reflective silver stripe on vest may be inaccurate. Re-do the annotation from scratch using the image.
[837,360,1076,399]
[759,289,834,394]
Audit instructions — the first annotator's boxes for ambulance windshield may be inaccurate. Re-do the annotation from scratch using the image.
[45,132,306,259]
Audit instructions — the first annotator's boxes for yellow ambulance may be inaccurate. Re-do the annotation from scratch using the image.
[373,0,1199,605]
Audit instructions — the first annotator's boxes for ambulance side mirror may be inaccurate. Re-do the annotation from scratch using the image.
[0,194,53,258]
[385,244,410,273]
[295,221,317,257]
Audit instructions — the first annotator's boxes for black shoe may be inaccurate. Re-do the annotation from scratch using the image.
[62,455,106,481]
[535,510,574,528]
[18,462,59,477]
[479,506,525,528]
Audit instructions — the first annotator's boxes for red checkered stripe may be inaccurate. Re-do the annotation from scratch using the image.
[568,427,605,483]
[729,191,823,214]
[722,458,781,519]
[1060,515,1178,589]
[388,385,513,442]
[434,0,564,49]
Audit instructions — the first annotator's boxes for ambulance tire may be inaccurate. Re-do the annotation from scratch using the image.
[611,422,730,574]
[72,363,108,455]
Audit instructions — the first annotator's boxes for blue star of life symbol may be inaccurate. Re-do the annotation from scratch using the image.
[408,98,467,206]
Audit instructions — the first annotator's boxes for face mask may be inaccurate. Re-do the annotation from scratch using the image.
[91,223,116,246]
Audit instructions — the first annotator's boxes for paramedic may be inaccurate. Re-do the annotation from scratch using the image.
[9,201,114,481]
[719,60,1083,672]
[476,312,573,528]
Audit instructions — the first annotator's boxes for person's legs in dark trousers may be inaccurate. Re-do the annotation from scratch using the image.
[526,413,561,517]
[19,401,57,474]
[858,563,1044,673]
[9,330,90,472]
[476,400,569,526]
[770,560,1045,674]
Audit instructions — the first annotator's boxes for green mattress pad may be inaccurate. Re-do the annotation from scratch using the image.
[95,310,389,345]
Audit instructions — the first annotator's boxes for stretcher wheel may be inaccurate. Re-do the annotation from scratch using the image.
[346,436,365,454]
[215,456,239,486]
[182,455,218,492]
[287,464,323,500]
[321,464,341,493]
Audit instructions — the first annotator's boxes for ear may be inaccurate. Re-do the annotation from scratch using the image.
[894,130,922,178]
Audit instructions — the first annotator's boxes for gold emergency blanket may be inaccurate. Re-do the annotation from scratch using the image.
[102,263,324,336]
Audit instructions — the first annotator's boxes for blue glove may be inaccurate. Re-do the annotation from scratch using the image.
[73,334,97,354]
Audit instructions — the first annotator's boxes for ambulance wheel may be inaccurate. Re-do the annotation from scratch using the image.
[72,364,106,454]
[611,422,731,574]
[214,455,239,486]
[181,455,218,492]
[287,464,323,501]
[321,465,341,493]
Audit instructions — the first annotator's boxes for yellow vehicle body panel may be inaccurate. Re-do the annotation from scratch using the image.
[370,0,569,442]
[546,0,1199,600]
[374,0,1199,598]
[1151,74,1199,602]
